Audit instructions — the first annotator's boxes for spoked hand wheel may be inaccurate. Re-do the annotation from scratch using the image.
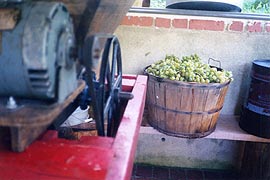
[82,34,133,137]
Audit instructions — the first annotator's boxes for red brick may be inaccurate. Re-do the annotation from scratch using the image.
[247,22,262,32]
[265,23,270,32]
[155,17,171,28]
[189,19,224,31]
[136,165,153,177]
[172,19,188,29]
[229,21,244,32]
[138,16,153,27]
[121,16,139,26]
[153,166,169,179]
[186,169,204,179]
[121,16,153,27]
[170,168,186,179]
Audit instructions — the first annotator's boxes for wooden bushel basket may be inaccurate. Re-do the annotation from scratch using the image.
[144,67,230,138]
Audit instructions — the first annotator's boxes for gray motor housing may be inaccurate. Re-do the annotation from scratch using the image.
[0,2,77,102]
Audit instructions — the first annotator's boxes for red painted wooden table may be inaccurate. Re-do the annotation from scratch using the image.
[0,75,147,180]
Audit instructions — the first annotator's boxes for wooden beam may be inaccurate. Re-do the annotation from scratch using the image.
[0,9,19,30]
[43,0,135,43]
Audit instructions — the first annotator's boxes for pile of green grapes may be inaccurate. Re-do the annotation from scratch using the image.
[146,54,233,83]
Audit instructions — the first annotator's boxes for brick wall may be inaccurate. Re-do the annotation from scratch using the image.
[115,12,270,115]
[121,14,270,33]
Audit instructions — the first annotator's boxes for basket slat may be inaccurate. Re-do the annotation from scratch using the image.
[146,72,230,138]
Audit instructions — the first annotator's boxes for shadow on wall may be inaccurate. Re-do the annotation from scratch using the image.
[234,63,252,115]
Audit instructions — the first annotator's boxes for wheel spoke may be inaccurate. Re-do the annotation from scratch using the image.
[82,34,127,137]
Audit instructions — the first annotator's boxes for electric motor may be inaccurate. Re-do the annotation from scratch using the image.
[0,2,77,102]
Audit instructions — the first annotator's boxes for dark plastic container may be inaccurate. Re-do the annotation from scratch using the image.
[239,60,270,138]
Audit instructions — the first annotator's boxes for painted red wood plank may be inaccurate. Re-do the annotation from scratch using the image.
[0,167,69,180]
[122,74,136,92]
[0,140,113,180]
[106,75,148,180]
[0,75,148,180]
[38,131,114,149]
[38,130,58,141]
[122,74,137,80]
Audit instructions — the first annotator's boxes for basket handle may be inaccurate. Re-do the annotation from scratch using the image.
[208,58,221,69]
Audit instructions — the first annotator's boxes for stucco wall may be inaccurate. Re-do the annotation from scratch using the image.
[136,131,245,169]
[115,12,270,115]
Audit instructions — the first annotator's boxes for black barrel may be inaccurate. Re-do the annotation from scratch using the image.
[240,60,270,138]
[166,0,242,12]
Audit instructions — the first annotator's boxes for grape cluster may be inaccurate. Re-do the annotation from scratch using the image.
[146,54,233,84]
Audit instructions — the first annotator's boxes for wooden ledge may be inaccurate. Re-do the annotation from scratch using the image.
[140,115,270,143]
